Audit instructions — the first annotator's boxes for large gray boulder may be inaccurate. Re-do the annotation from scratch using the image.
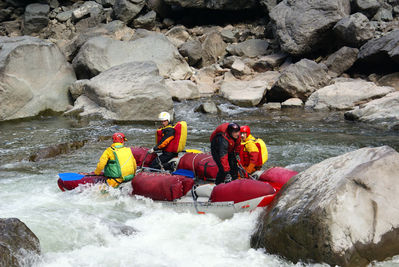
[267,59,330,102]
[226,39,269,58]
[0,218,40,267]
[305,79,395,110]
[201,31,227,67]
[23,3,50,34]
[377,72,399,91]
[0,36,76,121]
[333,13,375,47]
[270,0,350,55]
[344,91,399,130]
[352,0,380,18]
[72,34,192,80]
[66,61,173,121]
[162,0,258,10]
[323,47,359,77]
[113,0,145,23]
[178,39,202,66]
[251,146,399,266]
[164,79,200,100]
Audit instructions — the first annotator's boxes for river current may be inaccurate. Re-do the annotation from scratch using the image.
[0,100,398,267]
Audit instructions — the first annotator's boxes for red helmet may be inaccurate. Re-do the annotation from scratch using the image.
[112,132,127,143]
[240,125,250,135]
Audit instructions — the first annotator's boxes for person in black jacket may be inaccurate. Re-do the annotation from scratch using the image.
[210,123,241,185]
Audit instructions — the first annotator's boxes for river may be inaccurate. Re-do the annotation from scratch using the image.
[0,100,398,267]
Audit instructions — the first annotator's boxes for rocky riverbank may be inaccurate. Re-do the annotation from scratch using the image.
[0,0,398,129]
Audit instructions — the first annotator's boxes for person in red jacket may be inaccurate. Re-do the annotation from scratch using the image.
[210,123,241,185]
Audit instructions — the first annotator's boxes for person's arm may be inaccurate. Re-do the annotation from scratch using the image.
[245,142,259,173]
[217,136,230,172]
[94,148,111,175]
[155,127,175,150]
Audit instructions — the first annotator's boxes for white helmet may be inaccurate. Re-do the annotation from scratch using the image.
[158,111,171,122]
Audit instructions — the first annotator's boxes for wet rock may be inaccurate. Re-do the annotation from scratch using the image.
[165,25,190,47]
[281,98,303,108]
[29,140,88,161]
[377,72,399,91]
[66,61,173,121]
[178,39,202,66]
[162,0,258,10]
[195,101,219,114]
[23,3,49,34]
[72,34,192,80]
[270,0,350,55]
[0,218,40,267]
[344,91,399,130]
[164,79,200,100]
[263,102,281,110]
[267,59,330,102]
[251,146,399,266]
[226,39,269,58]
[113,0,145,23]
[201,31,227,67]
[333,13,375,47]
[352,0,380,18]
[305,79,395,110]
[323,47,359,77]
[132,10,157,29]
[0,36,76,121]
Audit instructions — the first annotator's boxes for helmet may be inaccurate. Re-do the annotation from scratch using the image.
[240,125,250,136]
[112,132,127,143]
[227,123,240,136]
[158,111,171,122]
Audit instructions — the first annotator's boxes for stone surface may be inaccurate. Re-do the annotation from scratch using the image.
[270,0,350,55]
[132,10,157,29]
[195,101,219,114]
[201,31,227,67]
[113,0,145,23]
[281,98,303,108]
[162,0,258,10]
[72,34,192,80]
[226,39,269,57]
[344,91,399,130]
[178,39,202,66]
[66,62,173,121]
[0,36,76,121]
[23,3,50,34]
[305,79,395,110]
[267,59,330,102]
[0,218,41,267]
[352,0,380,18]
[324,47,359,77]
[164,79,200,100]
[377,72,399,91]
[251,146,399,266]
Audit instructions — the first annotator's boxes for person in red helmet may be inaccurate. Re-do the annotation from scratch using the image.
[94,132,137,188]
[210,123,241,185]
[240,125,268,175]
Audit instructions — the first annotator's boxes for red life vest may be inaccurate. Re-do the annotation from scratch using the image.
[210,123,241,154]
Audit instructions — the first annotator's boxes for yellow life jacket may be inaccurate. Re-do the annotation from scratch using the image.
[255,138,268,165]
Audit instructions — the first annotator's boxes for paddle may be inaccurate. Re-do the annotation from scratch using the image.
[58,172,99,181]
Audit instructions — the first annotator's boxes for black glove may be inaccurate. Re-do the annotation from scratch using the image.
[224,173,232,183]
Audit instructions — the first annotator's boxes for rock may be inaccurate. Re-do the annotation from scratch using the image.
[0,218,40,267]
[165,25,190,47]
[66,62,173,121]
[305,79,395,110]
[357,30,399,73]
[113,0,145,23]
[270,0,350,55]
[72,34,192,80]
[0,20,22,37]
[146,0,171,18]
[263,102,281,110]
[231,58,252,77]
[251,53,287,72]
[0,7,12,22]
[0,36,76,121]
[267,59,330,102]
[178,39,202,66]
[333,13,375,47]
[29,140,88,161]
[352,0,380,18]
[55,10,73,22]
[377,72,399,91]
[164,79,200,100]
[195,101,219,114]
[220,29,237,43]
[72,1,103,21]
[132,10,157,29]
[201,31,227,67]
[259,0,279,13]
[191,66,218,96]
[373,3,393,22]
[251,146,399,266]
[23,3,50,34]
[162,0,258,10]
[226,39,269,58]
[69,79,90,101]
[281,98,303,108]
[324,47,359,77]
[344,91,399,130]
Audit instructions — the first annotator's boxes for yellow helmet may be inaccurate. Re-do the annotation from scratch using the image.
[158,111,171,122]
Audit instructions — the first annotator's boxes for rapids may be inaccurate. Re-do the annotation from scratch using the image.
[0,100,398,267]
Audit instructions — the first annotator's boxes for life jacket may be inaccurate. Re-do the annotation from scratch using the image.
[210,123,241,154]
[240,135,268,167]
[156,121,187,153]
[104,145,136,182]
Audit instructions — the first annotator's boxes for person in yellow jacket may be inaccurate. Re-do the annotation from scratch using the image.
[239,125,268,175]
[94,132,137,188]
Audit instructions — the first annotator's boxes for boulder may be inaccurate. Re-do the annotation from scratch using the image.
[201,31,227,67]
[263,102,281,110]
[251,53,287,72]
[344,91,399,130]
[226,39,269,58]
[132,10,157,29]
[29,140,88,161]
[23,3,49,34]
[270,0,350,55]
[251,146,399,266]
[373,3,393,22]
[66,62,172,121]
[357,30,399,73]
[164,79,200,100]
[323,47,359,77]
[195,101,219,114]
[69,79,90,101]
[165,25,190,48]
[220,29,237,43]
[72,34,192,80]
[191,66,218,96]
[178,39,202,66]
[0,218,40,267]
[72,1,103,21]
[113,0,145,23]
[333,13,375,47]
[0,36,76,121]
[267,59,330,102]
[352,0,380,18]
[281,98,303,108]
[377,72,399,91]
[162,0,258,10]
[230,58,252,77]
[305,79,395,110]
